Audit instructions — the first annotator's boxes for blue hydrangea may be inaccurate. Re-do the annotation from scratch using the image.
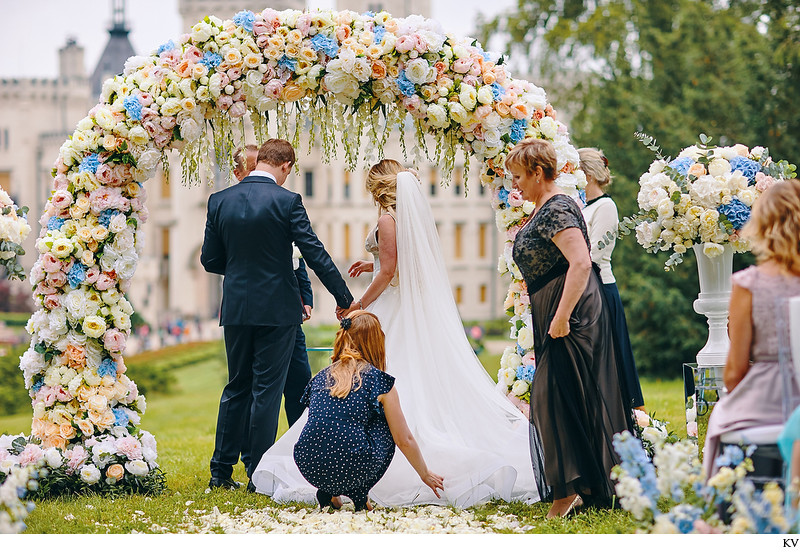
[717,198,751,230]
[98,209,121,228]
[491,82,505,102]
[515,364,535,382]
[668,156,694,177]
[510,118,527,143]
[30,379,44,394]
[578,189,587,207]
[123,94,142,121]
[397,71,416,97]
[113,407,129,427]
[278,55,297,72]
[362,11,376,17]
[498,187,510,206]
[200,52,222,69]
[374,25,386,44]
[613,432,660,506]
[714,445,745,468]
[98,358,117,380]
[659,504,704,534]
[47,217,66,231]
[232,10,256,33]
[78,153,101,174]
[729,155,761,184]
[311,34,339,58]
[515,342,525,356]
[156,40,176,55]
[67,263,87,289]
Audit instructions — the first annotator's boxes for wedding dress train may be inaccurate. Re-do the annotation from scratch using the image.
[252,172,539,507]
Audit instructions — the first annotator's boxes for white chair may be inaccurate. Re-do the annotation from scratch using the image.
[717,295,800,487]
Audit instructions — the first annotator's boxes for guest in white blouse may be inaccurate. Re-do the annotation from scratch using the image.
[579,148,645,412]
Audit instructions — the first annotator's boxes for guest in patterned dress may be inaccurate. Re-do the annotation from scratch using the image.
[293,311,444,511]
[505,139,633,518]
[705,178,800,480]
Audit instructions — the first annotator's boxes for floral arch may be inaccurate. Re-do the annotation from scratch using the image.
[7,8,584,493]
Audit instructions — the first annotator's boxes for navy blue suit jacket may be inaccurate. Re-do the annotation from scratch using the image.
[201,175,351,326]
[295,258,313,308]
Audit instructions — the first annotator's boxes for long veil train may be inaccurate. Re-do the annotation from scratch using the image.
[252,171,539,507]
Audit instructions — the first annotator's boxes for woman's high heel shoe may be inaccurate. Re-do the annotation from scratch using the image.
[316,489,341,510]
[563,494,584,517]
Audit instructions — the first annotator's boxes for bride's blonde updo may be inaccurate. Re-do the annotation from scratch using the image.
[366,159,405,214]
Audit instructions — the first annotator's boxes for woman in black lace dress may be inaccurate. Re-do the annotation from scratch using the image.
[505,139,633,518]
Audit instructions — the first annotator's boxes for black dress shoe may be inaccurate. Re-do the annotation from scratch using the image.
[246,481,256,493]
[208,477,241,490]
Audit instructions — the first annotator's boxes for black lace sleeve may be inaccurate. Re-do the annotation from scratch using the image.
[536,195,586,241]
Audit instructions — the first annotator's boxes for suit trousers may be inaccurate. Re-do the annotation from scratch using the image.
[210,324,296,480]
[284,325,312,427]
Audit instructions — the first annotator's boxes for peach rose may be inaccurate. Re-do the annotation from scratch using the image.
[59,423,77,440]
[371,61,387,80]
[106,463,125,482]
[43,434,67,450]
[509,103,529,119]
[76,417,94,436]
[282,84,305,102]
[495,102,511,117]
[688,163,707,178]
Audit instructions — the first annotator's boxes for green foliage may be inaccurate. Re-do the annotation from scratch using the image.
[483,0,799,377]
[124,341,225,397]
[0,344,32,416]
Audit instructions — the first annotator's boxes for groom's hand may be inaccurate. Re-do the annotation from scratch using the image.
[302,305,312,321]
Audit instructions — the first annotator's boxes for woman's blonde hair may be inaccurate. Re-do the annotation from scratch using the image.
[743,178,800,274]
[327,310,387,399]
[366,159,405,214]
[578,147,612,190]
[505,138,558,180]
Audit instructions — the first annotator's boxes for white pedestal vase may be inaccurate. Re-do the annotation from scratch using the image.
[692,244,734,376]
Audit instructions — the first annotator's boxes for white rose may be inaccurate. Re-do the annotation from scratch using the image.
[45,448,64,469]
[80,464,102,485]
[522,201,535,215]
[351,58,372,82]
[137,150,161,173]
[125,459,150,476]
[128,125,149,146]
[511,379,529,397]
[517,326,534,350]
[191,21,213,43]
[477,85,494,105]
[404,58,434,85]
[656,198,674,220]
[448,102,469,125]
[498,367,516,387]
[707,158,731,177]
[82,315,107,339]
[737,188,756,207]
[648,159,667,174]
[702,242,725,258]
[426,104,449,128]
[459,84,477,110]
[94,108,116,131]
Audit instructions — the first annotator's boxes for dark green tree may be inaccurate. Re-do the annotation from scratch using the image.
[481,0,798,378]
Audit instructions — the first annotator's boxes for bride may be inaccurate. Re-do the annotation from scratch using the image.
[252,160,539,507]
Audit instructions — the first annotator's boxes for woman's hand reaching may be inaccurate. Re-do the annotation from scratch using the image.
[421,471,444,498]
[348,260,374,278]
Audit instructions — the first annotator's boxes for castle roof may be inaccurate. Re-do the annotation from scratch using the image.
[90,20,136,99]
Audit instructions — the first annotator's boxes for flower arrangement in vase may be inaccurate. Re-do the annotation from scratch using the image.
[0,189,30,280]
[617,133,795,270]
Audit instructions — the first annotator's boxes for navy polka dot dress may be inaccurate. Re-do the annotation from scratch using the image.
[293,364,396,506]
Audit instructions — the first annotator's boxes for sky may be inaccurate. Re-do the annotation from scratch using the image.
[0,0,517,79]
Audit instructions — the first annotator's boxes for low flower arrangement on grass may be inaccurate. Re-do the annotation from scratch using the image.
[612,431,794,533]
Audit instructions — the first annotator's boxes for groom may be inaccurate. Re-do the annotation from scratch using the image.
[201,138,353,490]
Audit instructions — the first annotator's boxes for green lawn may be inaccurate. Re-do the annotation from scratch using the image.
[0,342,687,534]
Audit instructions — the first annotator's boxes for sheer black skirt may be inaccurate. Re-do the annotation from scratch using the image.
[527,267,634,506]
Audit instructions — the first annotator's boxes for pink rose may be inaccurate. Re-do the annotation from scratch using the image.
[508,189,525,208]
[138,92,153,107]
[232,88,246,102]
[265,79,283,99]
[452,58,472,74]
[226,66,242,81]
[154,132,171,149]
[54,174,68,190]
[140,107,160,121]
[255,34,269,49]
[35,282,56,297]
[30,263,45,284]
[261,8,280,30]
[55,156,69,174]
[183,45,203,64]
[64,445,89,473]
[159,116,176,130]
[402,95,422,112]
[51,190,74,211]
[413,34,428,53]
[633,409,651,428]
[229,101,247,118]
[253,20,272,36]
[159,49,181,67]
[687,421,698,437]
[95,164,118,185]
[112,164,132,184]
[115,436,143,460]
[85,266,100,284]
[395,35,415,53]
[216,95,233,111]
[18,443,44,467]
[462,75,478,87]
[523,351,536,365]
[335,25,351,43]
[519,402,530,418]
[95,273,116,291]
[296,14,312,35]
[55,387,73,402]
[755,172,776,192]
[46,271,67,288]
[506,225,520,241]
[103,329,127,353]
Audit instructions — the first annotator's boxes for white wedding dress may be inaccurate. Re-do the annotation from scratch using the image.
[252,172,539,507]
